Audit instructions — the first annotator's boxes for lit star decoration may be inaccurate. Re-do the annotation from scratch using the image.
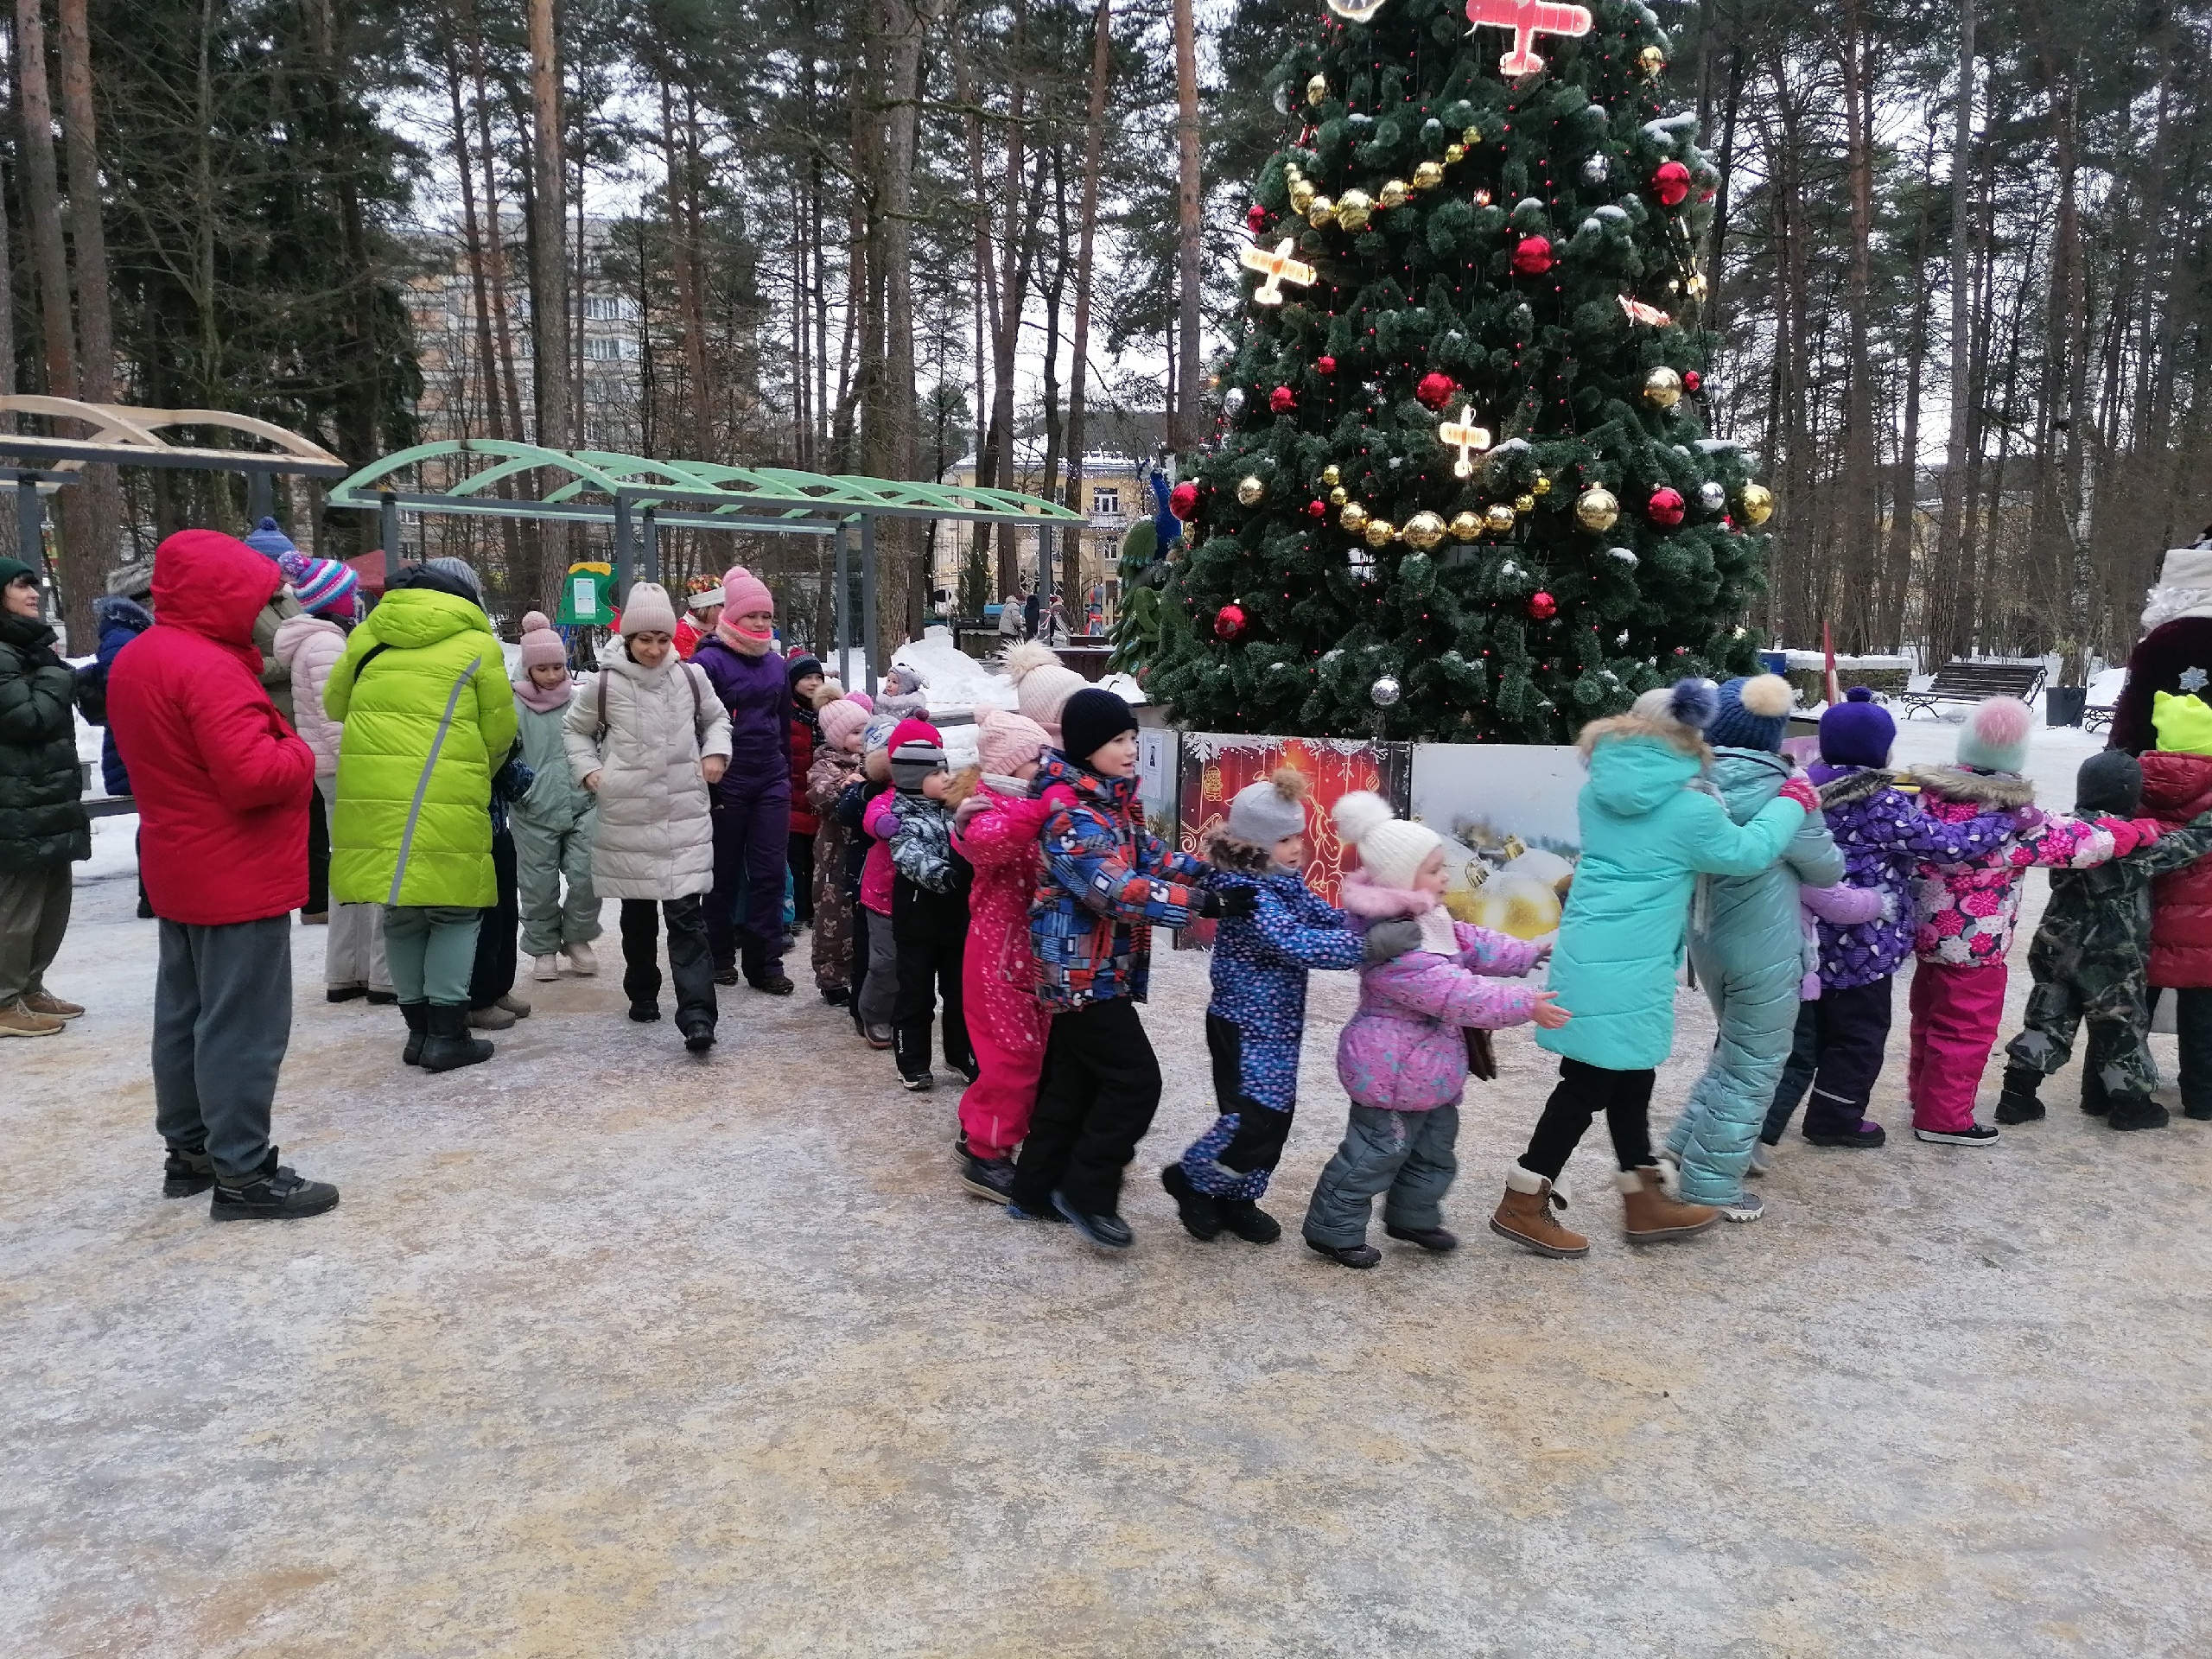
[2181,666,2209,694]
[1618,294,1672,327]
[1238,237,1315,307]
[1438,403,1493,479]
[1464,0,1592,76]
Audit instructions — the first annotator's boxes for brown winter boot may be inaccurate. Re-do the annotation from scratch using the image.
[1489,1165,1589,1258]
[1617,1166,1720,1243]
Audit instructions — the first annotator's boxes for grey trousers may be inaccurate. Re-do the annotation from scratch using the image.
[382,905,480,1005]
[855,905,899,1029]
[512,809,601,957]
[317,778,388,991]
[1303,1103,1462,1247]
[153,915,292,1182]
[0,859,72,1005]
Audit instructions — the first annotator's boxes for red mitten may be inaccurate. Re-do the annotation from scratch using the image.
[1777,775,1820,814]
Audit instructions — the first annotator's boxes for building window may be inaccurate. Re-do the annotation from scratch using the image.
[582,334,631,361]
[1090,486,1119,516]
[583,294,639,322]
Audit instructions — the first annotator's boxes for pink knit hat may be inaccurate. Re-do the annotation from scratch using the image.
[847,690,874,712]
[817,696,870,749]
[722,564,773,619]
[518,610,567,670]
[976,706,1049,776]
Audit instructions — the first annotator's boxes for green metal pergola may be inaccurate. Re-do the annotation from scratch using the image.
[329,440,1083,692]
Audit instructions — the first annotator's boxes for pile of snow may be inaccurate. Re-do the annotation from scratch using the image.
[892,629,1016,715]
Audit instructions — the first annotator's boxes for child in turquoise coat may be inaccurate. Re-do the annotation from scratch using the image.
[1490,677,1818,1260]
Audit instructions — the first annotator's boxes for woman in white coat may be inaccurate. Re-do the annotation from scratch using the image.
[565,582,732,1052]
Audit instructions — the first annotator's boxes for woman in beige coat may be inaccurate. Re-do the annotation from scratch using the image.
[565,582,732,1052]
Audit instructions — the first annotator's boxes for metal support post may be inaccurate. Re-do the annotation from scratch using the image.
[613,494,633,596]
[16,479,42,573]
[379,491,401,569]
[860,513,880,697]
[247,470,273,526]
[1039,523,1054,614]
[639,507,658,584]
[833,518,852,688]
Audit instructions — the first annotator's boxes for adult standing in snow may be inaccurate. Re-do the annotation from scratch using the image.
[0,557,88,1038]
[105,530,334,1218]
[996,592,1026,649]
[2111,541,2212,756]
[1023,588,1043,641]
[692,565,794,994]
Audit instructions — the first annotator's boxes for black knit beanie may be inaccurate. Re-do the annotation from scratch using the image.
[2075,750,2144,819]
[1060,687,1138,768]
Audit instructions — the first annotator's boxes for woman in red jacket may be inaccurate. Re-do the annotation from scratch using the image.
[106,529,334,1222]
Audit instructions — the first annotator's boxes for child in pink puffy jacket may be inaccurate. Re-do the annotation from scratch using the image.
[1300,792,1567,1270]
[1904,697,2117,1145]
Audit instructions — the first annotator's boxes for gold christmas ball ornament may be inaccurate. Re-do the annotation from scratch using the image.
[1448,510,1483,542]
[1306,73,1329,106]
[1445,143,1466,164]
[1364,518,1397,548]
[1236,474,1266,507]
[1412,160,1445,190]
[1327,486,1349,507]
[1637,45,1665,75]
[1306,195,1337,229]
[1462,124,1482,145]
[1513,493,1536,514]
[1574,486,1620,531]
[1339,502,1370,533]
[1483,503,1517,533]
[1378,178,1408,210]
[1334,188,1372,231]
[1643,365,1684,410]
[1287,178,1317,214]
[1739,482,1775,526]
[1531,474,1551,496]
[1320,463,1341,487]
[1402,510,1446,550]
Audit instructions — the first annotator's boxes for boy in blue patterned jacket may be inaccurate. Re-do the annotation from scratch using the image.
[1007,689,1253,1249]
[1162,767,1421,1247]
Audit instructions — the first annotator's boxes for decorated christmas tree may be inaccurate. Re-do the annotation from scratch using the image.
[1141,0,1776,741]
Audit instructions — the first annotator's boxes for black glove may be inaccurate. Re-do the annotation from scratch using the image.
[1197,885,1258,921]
[1363,918,1423,963]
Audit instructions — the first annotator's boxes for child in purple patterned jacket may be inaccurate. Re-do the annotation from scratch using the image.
[1300,792,1567,1270]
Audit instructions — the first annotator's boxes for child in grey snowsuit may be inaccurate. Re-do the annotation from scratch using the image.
[880,720,974,1090]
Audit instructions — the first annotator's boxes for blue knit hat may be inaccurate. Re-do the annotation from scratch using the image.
[241,516,296,560]
[1820,686,1895,768]
[1704,673,1795,753]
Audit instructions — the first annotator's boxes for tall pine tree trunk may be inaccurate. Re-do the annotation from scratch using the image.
[1171,0,1201,457]
[1931,0,1975,664]
[55,0,117,589]
[528,0,569,590]
[1061,0,1112,630]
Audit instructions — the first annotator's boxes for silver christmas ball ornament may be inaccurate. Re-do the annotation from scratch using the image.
[1698,480,1726,511]
[1370,675,1402,708]
[1581,153,1610,184]
[1223,386,1247,417]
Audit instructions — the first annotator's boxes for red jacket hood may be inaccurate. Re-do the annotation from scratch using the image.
[151,530,281,652]
[2139,750,2212,823]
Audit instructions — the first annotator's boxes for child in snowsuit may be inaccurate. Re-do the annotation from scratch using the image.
[1996,745,2196,1130]
[1304,791,1559,1268]
[511,611,600,983]
[563,582,732,1052]
[949,708,1056,1201]
[1752,876,1891,1174]
[876,718,976,1090]
[2137,690,2212,1121]
[1761,687,2019,1151]
[786,655,830,927]
[1496,679,1813,1260]
[1904,696,2118,1146]
[1659,675,1849,1221]
[806,696,869,1006]
[1007,688,1246,1249]
[851,732,899,1048]
[1163,770,1421,1247]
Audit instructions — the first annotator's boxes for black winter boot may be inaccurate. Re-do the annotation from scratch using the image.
[2080,1065,2111,1116]
[2105,1091,2171,1132]
[1217,1198,1282,1244]
[209,1150,340,1221]
[419,1003,493,1072]
[399,1001,429,1066]
[162,1144,215,1198]
[1160,1163,1223,1240]
[1994,1065,2046,1124]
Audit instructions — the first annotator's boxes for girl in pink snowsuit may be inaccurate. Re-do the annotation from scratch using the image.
[1905,697,2115,1144]
[949,709,1057,1200]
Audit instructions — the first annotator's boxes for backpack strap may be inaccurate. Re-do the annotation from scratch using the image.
[595,669,609,741]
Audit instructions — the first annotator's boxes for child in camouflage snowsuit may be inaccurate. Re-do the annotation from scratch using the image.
[1999,749,2212,1131]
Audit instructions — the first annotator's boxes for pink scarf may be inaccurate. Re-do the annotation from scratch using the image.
[715,618,773,658]
[512,676,572,714]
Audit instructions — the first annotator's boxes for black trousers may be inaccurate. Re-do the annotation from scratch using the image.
[789,830,816,925]
[620,895,717,1036]
[304,782,330,916]
[467,826,519,1011]
[893,923,971,1077]
[1198,1013,1295,1180]
[1520,1058,1656,1182]
[1010,997,1163,1217]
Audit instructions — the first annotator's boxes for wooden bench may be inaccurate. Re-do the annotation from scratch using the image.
[1894,659,2048,719]
[2083,703,2115,735]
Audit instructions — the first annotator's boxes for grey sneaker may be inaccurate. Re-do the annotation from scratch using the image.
[1747,1141,1776,1178]
[1712,1188,1766,1222]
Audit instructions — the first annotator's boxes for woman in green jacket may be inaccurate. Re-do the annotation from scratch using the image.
[326,558,518,1071]
[1489,677,1816,1261]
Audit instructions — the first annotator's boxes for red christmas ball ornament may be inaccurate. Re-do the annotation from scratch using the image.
[1316,354,1337,374]
[1306,499,1327,518]
[1528,590,1558,620]
[1214,601,1248,640]
[1682,369,1702,394]
[1415,372,1457,410]
[1652,161,1691,207]
[1511,235,1554,276]
[1269,385,1296,414]
[1169,480,1199,521]
[1647,486,1686,526]
[1246,203,1268,232]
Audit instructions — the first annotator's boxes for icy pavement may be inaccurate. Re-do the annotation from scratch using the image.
[5,849,2211,1655]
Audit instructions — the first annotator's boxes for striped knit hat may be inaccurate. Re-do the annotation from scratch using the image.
[289,556,359,619]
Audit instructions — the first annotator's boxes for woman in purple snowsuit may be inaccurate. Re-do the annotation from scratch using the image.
[1763,689,2016,1147]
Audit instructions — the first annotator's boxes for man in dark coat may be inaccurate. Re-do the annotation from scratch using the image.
[2110,540,2212,756]
[0,557,89,1037]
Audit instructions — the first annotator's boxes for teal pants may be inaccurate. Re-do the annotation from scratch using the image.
[1668,945,1799,1202]
[382,906,482,1006]
[512,809,601,957]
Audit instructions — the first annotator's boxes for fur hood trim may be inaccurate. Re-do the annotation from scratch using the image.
[1576,710,1713,766]
[1904,763,2036,810]
[1338,867,1437,918]
[1818,766,1894,810]
[1206,832,1279,874]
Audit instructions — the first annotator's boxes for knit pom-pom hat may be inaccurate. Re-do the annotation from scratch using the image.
[1820,685,1895,768]
[618,582,680,639]
[289,556,360,620]
[241,516,296,560]
[1704,673,1795,753]
[817,696,870,749]
[1955,695,2035,774]
[1225,766,1312,849]
[1629,675,1720,733]
[518,609,567,670]
[1333,789,1441,891]
[721,564,773,619]
[1003,639,1086,734]
[976,706,1049,776]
